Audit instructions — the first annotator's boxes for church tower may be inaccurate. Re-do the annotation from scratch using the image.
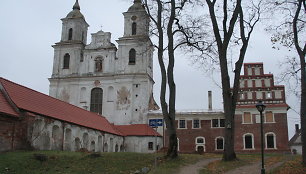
[49,0,155,125]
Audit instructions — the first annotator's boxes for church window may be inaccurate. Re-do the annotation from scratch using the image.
[148,142,153,150]
[132,22,137,35]
[68,28,73,40]
[95,57,103,72]
[129,49,136,65]
[63,53,70,69]
[90,88,103,114]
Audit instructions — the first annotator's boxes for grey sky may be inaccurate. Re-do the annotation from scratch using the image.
[0,0,300,138]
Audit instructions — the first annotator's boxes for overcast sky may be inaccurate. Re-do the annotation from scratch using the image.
[0,0,300,138]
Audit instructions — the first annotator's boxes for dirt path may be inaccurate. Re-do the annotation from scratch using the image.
[225,155,293,174]
[177,158,220,174]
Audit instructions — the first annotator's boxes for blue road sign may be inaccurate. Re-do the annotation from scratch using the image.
[149,119,163,127]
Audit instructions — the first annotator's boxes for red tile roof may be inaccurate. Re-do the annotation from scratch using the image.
[115,124,161,137]
[0,77,121,136]
[0,90,19,117]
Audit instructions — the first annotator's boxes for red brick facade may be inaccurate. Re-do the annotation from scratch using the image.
[151,62,290,154]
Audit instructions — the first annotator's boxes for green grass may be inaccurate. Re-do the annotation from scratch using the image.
[0,151,160,174]
[0,151,219,174]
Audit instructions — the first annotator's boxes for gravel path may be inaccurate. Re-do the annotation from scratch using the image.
[177,158,220,174]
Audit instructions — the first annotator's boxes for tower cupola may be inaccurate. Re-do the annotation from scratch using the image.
[60,0,89,44]
[123,0,149,37]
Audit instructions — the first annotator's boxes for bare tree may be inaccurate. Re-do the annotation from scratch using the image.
[266,0,306,165]
[144,0,193,158]
[184,0,263,161]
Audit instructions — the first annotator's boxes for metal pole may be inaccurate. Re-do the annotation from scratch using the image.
[155,126,157,168]
[260,111,265,174]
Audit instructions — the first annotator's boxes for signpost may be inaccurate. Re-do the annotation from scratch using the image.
[149,119,163,169]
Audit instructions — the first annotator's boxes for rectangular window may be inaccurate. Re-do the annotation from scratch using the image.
[243,112,252,124]
[240,93,245,100]
[240,80,245,88]
[212,119,219,127]
[265,111,274,123]
[193,119,200,129]
[245,135,253,149]
[266,91,272,99]
[247,80,252,88]
[255,79,262,87]
[212,119,225,128]
[247,67,252,75]
[247,92,253,99]
[256,91,263,99]
[148,142,153,150]
[254,67,260,75]
[265,79,271,87]
[216,138,224,150]
[266,134,275,148]
[274,90,282,99]
[179,119,186,129]
[255,114,260,123]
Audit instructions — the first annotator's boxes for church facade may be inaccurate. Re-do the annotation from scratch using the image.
[49,0,155,125]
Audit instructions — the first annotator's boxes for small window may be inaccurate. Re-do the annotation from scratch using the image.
[212,119,219,127]
[244,134,254,149]
[68,28,73,40]
[148,142,153,150]
[129,49,136,65]
[266,133,276,149]
[212,119,225,128]
[196,137,204,144]
[265,111,274,123]
[216,137,224,150]
[132,22,137,35]
[243,112,252,124]
[193,119,200,128]
[179,120,186,129]
[63,53,70,69]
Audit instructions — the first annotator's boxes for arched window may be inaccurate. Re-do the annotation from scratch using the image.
[90,88,103,114]
[98,136,103,152]
[215,137,224,150]
[63,53,70,69]
[68,28,73,40]
[64,128,72,151]
[104,143,108,152]
[95,57,103,72]
[80,87,86,103]
[129,49,136,65]
[243,133,254,149]
[265,132,276,149]
[90,141,96,152]
[83,133,89,149]
[74,137,81,151]
[52,125,61,150]
[132,22,137,35]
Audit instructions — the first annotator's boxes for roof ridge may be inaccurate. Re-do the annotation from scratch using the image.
[0,77,109,119]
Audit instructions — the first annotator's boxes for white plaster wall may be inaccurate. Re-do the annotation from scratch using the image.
[290,145,302,154]
[124,136,163,153]
[30,115,124,152]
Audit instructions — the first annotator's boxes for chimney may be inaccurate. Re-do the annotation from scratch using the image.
[295,124,299,133]
[208,91,212,111]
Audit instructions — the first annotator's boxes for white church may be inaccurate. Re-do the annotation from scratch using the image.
[49,0,157,125]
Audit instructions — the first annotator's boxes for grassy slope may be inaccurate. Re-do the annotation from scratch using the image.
[0,151,212,174]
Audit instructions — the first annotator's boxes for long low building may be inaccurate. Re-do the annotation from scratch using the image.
[0,77,162,153]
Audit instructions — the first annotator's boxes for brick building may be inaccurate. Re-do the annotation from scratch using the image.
[148,62,290,153]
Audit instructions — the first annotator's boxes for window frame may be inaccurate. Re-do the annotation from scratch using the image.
[242,112,253,124]
[264,111,275,123]
[265,132,277,149]
[211,118,225,128]
[128,48,136,65]
[63,53,70,69]
[243,133,255,150]
[215,136,224,150]
[90,88,103,115]
[178,119,186,129]
[148,142,153,150]
[192,119,200,129]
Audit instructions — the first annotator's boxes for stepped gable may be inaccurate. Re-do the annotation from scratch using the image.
[0,77,121,136]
